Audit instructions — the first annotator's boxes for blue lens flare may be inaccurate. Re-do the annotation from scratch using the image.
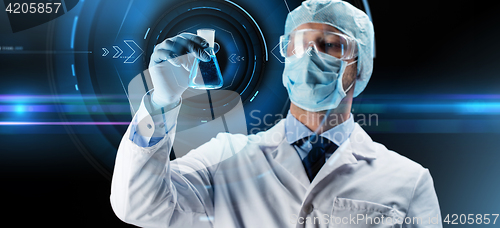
[1,94,500,133]
[14,105,25,113]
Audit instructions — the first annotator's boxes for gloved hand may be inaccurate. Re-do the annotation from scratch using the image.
[148,33,211,109]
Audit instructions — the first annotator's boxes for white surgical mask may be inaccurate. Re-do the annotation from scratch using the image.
[282,49,356,112]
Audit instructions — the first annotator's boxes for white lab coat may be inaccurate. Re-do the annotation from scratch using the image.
[110,104,442,228]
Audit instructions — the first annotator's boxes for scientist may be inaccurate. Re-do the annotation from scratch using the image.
[110,0,442,227]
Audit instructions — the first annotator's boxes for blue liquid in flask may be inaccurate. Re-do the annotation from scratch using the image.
[188,48,223,89]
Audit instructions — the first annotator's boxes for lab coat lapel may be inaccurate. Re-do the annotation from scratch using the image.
[268,120,310,189]
[272,139,311,189]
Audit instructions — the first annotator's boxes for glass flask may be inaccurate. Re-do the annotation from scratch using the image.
[188,29,223,89]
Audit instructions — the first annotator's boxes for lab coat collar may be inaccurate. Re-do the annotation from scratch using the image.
[267,120,377,189]
[284,111,355,148]
[347,123,378,160]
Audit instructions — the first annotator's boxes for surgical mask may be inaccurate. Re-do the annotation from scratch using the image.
[282,47,356,112]
[284,0,375,98]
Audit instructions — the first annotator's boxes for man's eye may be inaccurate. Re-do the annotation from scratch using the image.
[325,42,342,49]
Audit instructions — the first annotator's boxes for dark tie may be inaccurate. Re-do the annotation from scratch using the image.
[297,135,338,182]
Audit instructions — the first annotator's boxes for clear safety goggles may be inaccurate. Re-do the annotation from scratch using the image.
[280,29,358,60]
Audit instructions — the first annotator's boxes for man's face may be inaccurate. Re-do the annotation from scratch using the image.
[290,23,357,91]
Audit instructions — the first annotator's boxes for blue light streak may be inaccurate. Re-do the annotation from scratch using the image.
[15,105,25,113]
[191,7,221,11]
[70,16,78,49]
[144,27,150,39]
[249,91,259,102]
[0,94,499,133]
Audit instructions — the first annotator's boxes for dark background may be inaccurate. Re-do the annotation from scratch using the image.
[1,0,498,227]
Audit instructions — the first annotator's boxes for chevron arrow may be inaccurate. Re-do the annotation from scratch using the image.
[228,53,236,63]
[305,46,313,56]
[271,42,289,64]
[124,40,144,63]
[113,46,123,58]
[290,47,313,57]
[102,48,109,57]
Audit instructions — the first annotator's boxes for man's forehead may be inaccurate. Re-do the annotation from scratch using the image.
[293,23,341,33]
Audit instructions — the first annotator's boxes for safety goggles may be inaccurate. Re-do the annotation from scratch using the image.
[280,29,358,60]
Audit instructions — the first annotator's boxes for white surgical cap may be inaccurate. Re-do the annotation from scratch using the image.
[284,0,375,97]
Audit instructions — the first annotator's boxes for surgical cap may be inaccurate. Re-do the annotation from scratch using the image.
[284,0,375,97]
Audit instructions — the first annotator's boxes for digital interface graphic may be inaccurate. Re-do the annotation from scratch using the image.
[1,0,498,227]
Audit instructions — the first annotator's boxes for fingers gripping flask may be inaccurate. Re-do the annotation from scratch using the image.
[188,29,223,89]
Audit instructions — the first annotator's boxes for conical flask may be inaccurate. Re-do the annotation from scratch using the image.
[188,29,223,89]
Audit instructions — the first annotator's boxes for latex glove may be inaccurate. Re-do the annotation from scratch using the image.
[148,33,211,109]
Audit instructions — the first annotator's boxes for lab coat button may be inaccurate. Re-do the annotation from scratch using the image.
[303,205,314,214]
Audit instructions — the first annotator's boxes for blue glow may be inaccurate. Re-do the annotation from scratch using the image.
[15,105,25,113]
[71,64,75,76]
[457,102,500,114]
[75,84,79,91]
[249,91,259,102]
[191,7,221,11]
[354,101,500,115]
[70,16,78,49]
[144,27,150,39]
[0,93,498,133]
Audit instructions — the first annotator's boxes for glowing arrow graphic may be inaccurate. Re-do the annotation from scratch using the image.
[305,46,313,56]
[229,53,236,63]
[124,40,143,63]
[102,48,109,56]
[271,41,289,64]
[113,46,123,58]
